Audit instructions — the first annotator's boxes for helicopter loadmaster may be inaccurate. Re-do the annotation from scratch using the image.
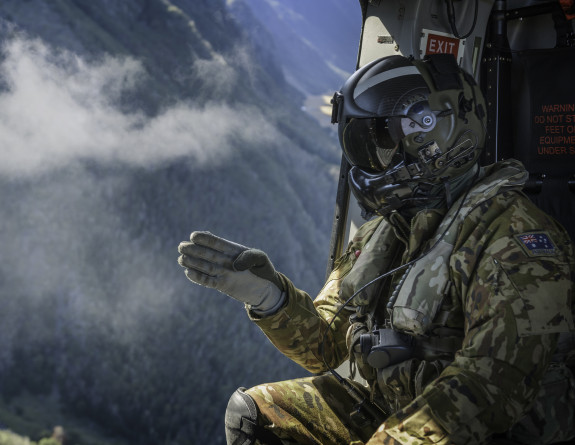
[178,54,575,445]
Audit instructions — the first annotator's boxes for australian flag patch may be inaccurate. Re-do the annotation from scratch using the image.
[516,232,557,257]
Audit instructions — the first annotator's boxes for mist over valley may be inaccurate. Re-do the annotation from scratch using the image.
[0,1,360,444]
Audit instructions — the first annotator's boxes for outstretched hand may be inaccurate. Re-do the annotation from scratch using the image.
[178,231,285,314]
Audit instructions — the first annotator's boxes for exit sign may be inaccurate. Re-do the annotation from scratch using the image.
[420,29,465,64]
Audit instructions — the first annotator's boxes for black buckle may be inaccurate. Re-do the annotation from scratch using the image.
[331,92,343,124]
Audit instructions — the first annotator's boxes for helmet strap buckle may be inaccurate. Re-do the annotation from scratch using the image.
[418,141,443,168]
[331,92,344,124]
[441,177,454,208]
[458,93,474,123]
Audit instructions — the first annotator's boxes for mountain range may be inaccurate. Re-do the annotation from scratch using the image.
[0,1,360,444]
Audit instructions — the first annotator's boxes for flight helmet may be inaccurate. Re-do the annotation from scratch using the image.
[331,54,486,218]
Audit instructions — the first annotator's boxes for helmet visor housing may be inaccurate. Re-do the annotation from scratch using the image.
[332,54,487,217]
[335,56,436,174]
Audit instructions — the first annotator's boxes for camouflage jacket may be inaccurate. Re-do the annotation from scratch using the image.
[249,160,575,444]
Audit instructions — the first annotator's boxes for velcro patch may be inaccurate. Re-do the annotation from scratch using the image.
[515,232,557,257]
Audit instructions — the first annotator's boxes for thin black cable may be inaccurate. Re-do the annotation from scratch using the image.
[318,165,481,407]
[446,0,479,40]
[320,260,416,387]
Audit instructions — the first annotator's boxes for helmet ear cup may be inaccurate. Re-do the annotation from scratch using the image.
[388,100,437,146]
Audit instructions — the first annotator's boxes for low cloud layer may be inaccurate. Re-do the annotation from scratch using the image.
[0,36,280,176]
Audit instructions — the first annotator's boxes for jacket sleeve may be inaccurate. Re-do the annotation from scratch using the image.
[247,217,384,374]
[377,194,575,444]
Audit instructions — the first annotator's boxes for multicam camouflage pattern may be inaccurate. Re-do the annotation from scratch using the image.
[389,238,452,335]
[248,160,575,444]
[339,218,402,308]
[245,374,377,445]
[507,362,575,444]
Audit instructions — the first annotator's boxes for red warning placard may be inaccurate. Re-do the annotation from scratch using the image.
[560,0,575,20]
[533,103,575,156]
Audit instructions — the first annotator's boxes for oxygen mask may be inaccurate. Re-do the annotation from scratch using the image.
[342,115,438,218]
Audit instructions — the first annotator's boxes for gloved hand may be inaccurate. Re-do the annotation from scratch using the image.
[178,231,285,315]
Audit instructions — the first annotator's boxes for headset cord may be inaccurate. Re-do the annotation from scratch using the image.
[318,166,480,421]
[445,0,479,40]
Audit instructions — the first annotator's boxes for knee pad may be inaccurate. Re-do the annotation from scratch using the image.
[225,387,259,445]
[225,387,283,445]
[225,388,282,445]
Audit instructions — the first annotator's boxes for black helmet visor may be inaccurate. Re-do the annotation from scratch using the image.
[341,118,401,171]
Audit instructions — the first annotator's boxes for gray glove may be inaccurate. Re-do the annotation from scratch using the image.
[178,231,285,315]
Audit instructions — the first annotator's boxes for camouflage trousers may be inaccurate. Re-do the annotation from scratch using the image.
[245,373,380,445]
[243,366,575,445]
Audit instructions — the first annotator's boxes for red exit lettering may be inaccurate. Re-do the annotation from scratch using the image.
[426,34,460,57]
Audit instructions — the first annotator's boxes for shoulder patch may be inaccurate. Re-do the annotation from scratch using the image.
[515,232,557,257]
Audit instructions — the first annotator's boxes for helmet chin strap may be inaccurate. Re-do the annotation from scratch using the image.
[348,165,429,219]
[404,163,480,217]
[442,177,454,209]
[349,159,480,220]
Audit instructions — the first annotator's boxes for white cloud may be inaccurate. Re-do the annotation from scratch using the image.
[0,36,281,176]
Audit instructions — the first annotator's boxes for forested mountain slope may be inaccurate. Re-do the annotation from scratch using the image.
[229,0,361,95]
[0,1,352,443]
